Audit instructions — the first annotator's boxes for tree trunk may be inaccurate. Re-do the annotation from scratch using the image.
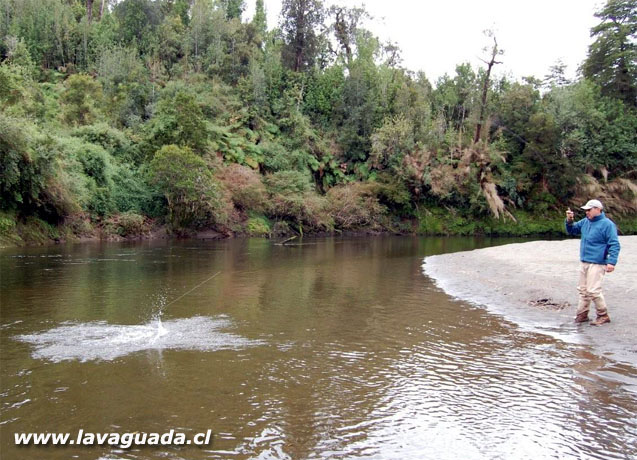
[474,35,501,144]
[98,0,106,21]
[87,0,93,24]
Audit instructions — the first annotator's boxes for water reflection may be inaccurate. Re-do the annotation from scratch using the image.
[1,237,636,459]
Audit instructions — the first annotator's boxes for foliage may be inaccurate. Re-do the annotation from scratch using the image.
[145,86,208,153]
[1,0,636,244]
[60,74,103,125]
[216,163,268,213]
[326,182,387,230]
[369,115,415,171]
[280,0,325,72]
[264,170,333,232]
[246,214,271,236]
[148,145,225,230]
[71,123,140,163]
[582,0,637,107]
[0,115,71,219]
[104,211,149,238]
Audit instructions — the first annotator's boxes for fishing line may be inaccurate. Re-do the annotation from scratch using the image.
[162,271,221,309]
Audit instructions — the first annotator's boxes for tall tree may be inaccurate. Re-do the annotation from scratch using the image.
[253,0,267,38]
[582,0,637,107]
[544,59,571,88]
[328,5,368,69]
[220,0,245,20]
[474,31,503,143]
[280,0,325,72]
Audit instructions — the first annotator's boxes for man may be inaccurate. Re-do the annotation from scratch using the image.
[565,199,620,326]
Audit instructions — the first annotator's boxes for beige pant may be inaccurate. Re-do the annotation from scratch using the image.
[576,262,608,316]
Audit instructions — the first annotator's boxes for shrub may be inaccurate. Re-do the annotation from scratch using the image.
[145,88,208,153]
[1,117,84,221]
[72,123,141,163]
[264,170,332,233]
[111,163,154,214]
[0,212,16,235]
[263,170,313,195]
[149,145,226,230]
[246,215,271,236]
[326,182,387,230]
[110,212,148,237]
[216,164,268,212]
[60,74,103,126]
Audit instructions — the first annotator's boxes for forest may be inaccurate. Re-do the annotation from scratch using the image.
[1,0,636,245]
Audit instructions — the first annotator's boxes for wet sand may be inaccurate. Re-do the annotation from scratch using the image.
[423,236,637,366]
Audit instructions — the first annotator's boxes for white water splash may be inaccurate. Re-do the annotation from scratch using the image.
[17,316,265,363]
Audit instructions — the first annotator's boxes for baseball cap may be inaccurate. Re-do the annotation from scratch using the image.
[581,199,603,210]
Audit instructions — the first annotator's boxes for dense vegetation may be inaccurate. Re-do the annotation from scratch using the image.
[1,0,636,245]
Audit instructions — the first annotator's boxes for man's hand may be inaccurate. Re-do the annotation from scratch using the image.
[606,264,615,273]
[566,208,574,223]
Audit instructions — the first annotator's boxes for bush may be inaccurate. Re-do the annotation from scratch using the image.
[60,74,103,126]
[72,123,141,163]
[216,164,268,212]
[246,214,271,236]
[326,182,387,230]
[0,211,16,235]
[54,136,116,217]
[264,170,313,195]
[149,145,226,230]
[111,166,151,213]
[106,212,148,237]
[63,214,94,237]
[1,116,84,221]
[264,170,332,233]
[145,87,208,153]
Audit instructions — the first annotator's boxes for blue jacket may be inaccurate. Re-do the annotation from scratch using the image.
[565,212,620,265]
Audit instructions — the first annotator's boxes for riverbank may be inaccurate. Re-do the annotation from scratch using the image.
[3,209,637,249]
[422,236,637,365]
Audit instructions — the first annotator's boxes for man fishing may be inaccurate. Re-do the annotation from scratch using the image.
[565,199,620,326]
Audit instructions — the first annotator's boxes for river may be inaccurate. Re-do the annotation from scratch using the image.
[1,237,636,459]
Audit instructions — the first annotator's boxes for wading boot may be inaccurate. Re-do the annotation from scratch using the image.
[574,312,590,323]
[590,314,611,326]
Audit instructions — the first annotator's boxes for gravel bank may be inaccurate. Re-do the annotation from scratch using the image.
[423,236,637,366]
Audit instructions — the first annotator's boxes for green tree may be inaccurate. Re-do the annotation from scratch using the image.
[582,0,637,107]
[149,144,225,229]
[157,14,186,74]
[60,74,103,125]
[96,46,151,127]
[220,0,245,20]
[328,5,368,69]
[146,86,208,153]
[519,111,573,202]
[369,115,415,172]
[543,59,571,88]
[495,81,540,158]
[546,80,637,177]
[337,30,384,165]
[253,0,267,40]
[113,0,162,55]
[1,0,79,69]
[432,63,478,139]
[280,0,325,72]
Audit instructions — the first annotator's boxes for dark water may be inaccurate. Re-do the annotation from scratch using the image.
[1,237,636,460]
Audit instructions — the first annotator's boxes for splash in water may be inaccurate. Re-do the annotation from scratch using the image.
[17,316,265,363]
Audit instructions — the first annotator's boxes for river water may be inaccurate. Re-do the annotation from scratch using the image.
[1,237,636,460]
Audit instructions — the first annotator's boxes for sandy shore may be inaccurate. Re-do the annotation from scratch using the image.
[423,236,637,366]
